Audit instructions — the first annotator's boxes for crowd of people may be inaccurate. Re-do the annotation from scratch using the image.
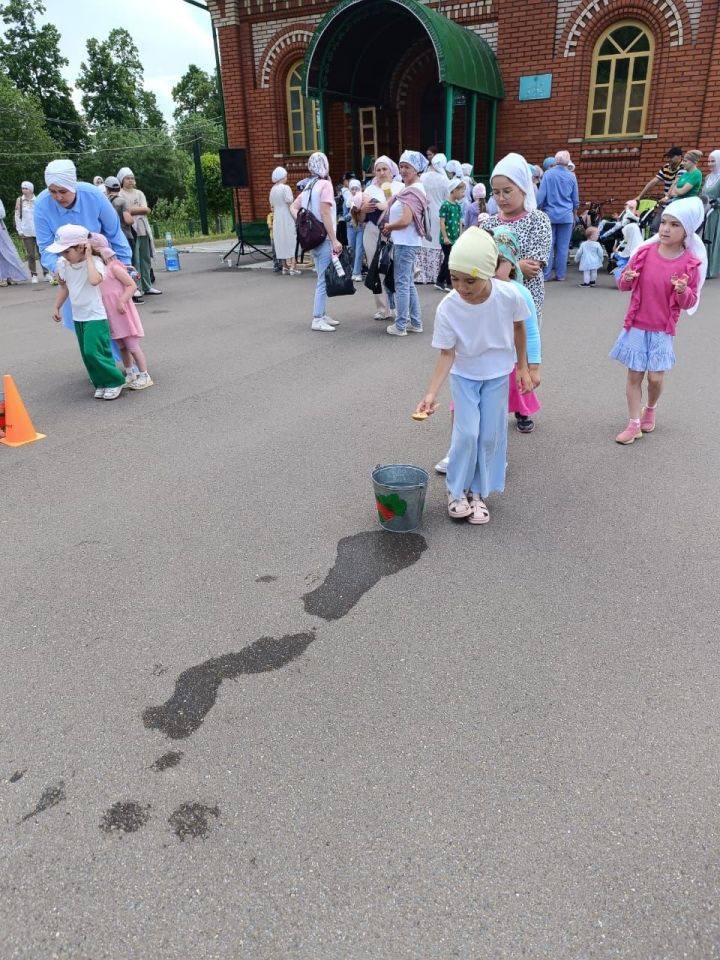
[2,140,717,524]
[265,141,713,524]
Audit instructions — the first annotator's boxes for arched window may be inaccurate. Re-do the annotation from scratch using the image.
[586,22,654,138]
[286,62,319,154]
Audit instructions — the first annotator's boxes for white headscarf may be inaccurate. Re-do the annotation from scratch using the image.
[117,167,134,185]
[491,152,537,213]
[271,166,287,183]
[308,152,329,178]
[705,149,720,191]
[637,196,707,315]
[446,160,463,178]
[21,181,34,192]
[447,177,464,194]
[461,163,473,177]
[44,159,77,192]
[430,153,447,172]
[399,150,428,173]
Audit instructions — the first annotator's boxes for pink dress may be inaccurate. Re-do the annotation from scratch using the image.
[101,262,144,340]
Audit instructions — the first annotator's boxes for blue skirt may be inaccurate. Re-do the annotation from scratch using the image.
[609,327,675,372]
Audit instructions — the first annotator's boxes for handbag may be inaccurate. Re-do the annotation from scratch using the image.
[378,238,393,275]
[296,179,328,252]
[324,246,356,297]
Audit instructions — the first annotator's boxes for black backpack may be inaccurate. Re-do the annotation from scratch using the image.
[296,179,328,251]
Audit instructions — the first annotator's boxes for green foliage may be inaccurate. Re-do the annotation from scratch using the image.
[75,127,190,208]
[0,0,87,150]
[183,152,232,220]
[171,65,221,123]
[174,115,224,155]
[77,28,165,130]
[0,74,60,210]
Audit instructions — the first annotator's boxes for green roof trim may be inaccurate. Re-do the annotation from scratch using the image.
[303,0,504,101]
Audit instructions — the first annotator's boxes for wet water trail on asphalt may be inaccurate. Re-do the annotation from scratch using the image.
[100,801,151,834]
[169,802,219,841]
[19,781,66,823]
[142,631,316,739]
[151,751,184,772]
[302,530,427,621]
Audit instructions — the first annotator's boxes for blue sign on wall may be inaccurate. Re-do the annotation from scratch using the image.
[519,74,552,101]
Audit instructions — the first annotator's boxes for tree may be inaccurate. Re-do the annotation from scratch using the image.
[183,152,232,221]
[174,115,224,155]
[75,126,189,209]
[171,65,221,123]
[0,74,60,213]
[0,0,86,151]
[77,28,165,130]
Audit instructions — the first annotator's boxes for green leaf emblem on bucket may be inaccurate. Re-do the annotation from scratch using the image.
[375,492,408,522]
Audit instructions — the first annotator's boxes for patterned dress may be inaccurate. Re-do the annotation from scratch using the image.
[485,209,552,324]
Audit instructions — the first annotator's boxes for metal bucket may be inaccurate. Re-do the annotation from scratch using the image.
[371,464,429,533]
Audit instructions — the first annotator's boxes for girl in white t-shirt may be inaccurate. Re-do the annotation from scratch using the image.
[49,224,127,400]
[415,228,532,524]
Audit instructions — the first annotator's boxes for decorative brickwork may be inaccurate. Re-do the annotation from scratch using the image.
[213,0,720,220]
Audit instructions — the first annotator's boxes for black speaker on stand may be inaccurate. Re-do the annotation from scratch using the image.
[218,148,271,265]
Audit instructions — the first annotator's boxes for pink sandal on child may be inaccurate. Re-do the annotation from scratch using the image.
[447,494,472,519]
[467,494,490,524]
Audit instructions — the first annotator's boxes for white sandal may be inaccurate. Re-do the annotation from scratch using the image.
[448,494,472,519]
[467,494,490,524]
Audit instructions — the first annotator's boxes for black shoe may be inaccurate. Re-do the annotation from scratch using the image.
[132,295,145,305]
[578,282,591,287]
[515,414,535,434]
[589,281,596,286]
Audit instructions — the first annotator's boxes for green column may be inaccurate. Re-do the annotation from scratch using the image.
[444,84,454,157]
[468,92,478,171]
[486,99,497,174]
[317,93,326,153]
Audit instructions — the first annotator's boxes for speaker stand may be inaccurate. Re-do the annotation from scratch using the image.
[221,190,272,266]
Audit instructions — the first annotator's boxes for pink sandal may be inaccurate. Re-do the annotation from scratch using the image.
[467,494,490,524]
[447,494,472,519]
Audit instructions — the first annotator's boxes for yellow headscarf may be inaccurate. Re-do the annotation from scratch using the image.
[448,226,498,279]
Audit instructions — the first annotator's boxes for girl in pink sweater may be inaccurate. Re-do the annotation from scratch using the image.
[610,197,707,444]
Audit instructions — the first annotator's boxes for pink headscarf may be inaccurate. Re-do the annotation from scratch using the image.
[554,150,571,166]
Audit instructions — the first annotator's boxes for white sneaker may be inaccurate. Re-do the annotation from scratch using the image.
[407,324,423,333]
[386,323,407,337]
[31,276,38,284]
[128,372,153,390]
[352,275,362,282]
[311,318,335,332]
[44,273,53,281]
[94,388,105,399]
[323,315,339,326]
[146,287,163,295]
[103,386,123,400]
[434,456,449,475]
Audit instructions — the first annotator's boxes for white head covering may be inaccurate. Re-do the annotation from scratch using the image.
[308,152,329,177]
[446,160,463,178]
[705,149,720,191]
[399,150,428,173]
[637,196,707,315]
[21,181,33,192]
[44,159,77,192]
[93,176,104,186]
[447,177,464,194]
[117,167,134,185]
[461,163,473,177]
[472,184,486,200]
[430,153,447,171]
[348,179,362,191]
[490,152,537,213]
[555,150,571,166]
[271,166,287,183]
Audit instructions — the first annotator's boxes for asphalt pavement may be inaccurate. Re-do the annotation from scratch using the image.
[1,247,719,959]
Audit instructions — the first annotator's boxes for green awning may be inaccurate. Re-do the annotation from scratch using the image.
[303,0,504,102]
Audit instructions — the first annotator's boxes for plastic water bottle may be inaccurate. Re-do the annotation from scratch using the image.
[163,232,180,272]
[331,252,345,277]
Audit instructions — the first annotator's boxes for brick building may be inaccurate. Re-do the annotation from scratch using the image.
[206,0,720,220]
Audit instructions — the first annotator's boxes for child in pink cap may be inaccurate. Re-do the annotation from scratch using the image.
[49,224,126,400]
[89,233,153,390]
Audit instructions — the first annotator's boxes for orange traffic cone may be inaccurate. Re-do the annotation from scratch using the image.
[0,375,46,448]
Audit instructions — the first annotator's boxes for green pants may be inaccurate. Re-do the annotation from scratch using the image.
[133,234,153,293]
[74,320,125,389]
